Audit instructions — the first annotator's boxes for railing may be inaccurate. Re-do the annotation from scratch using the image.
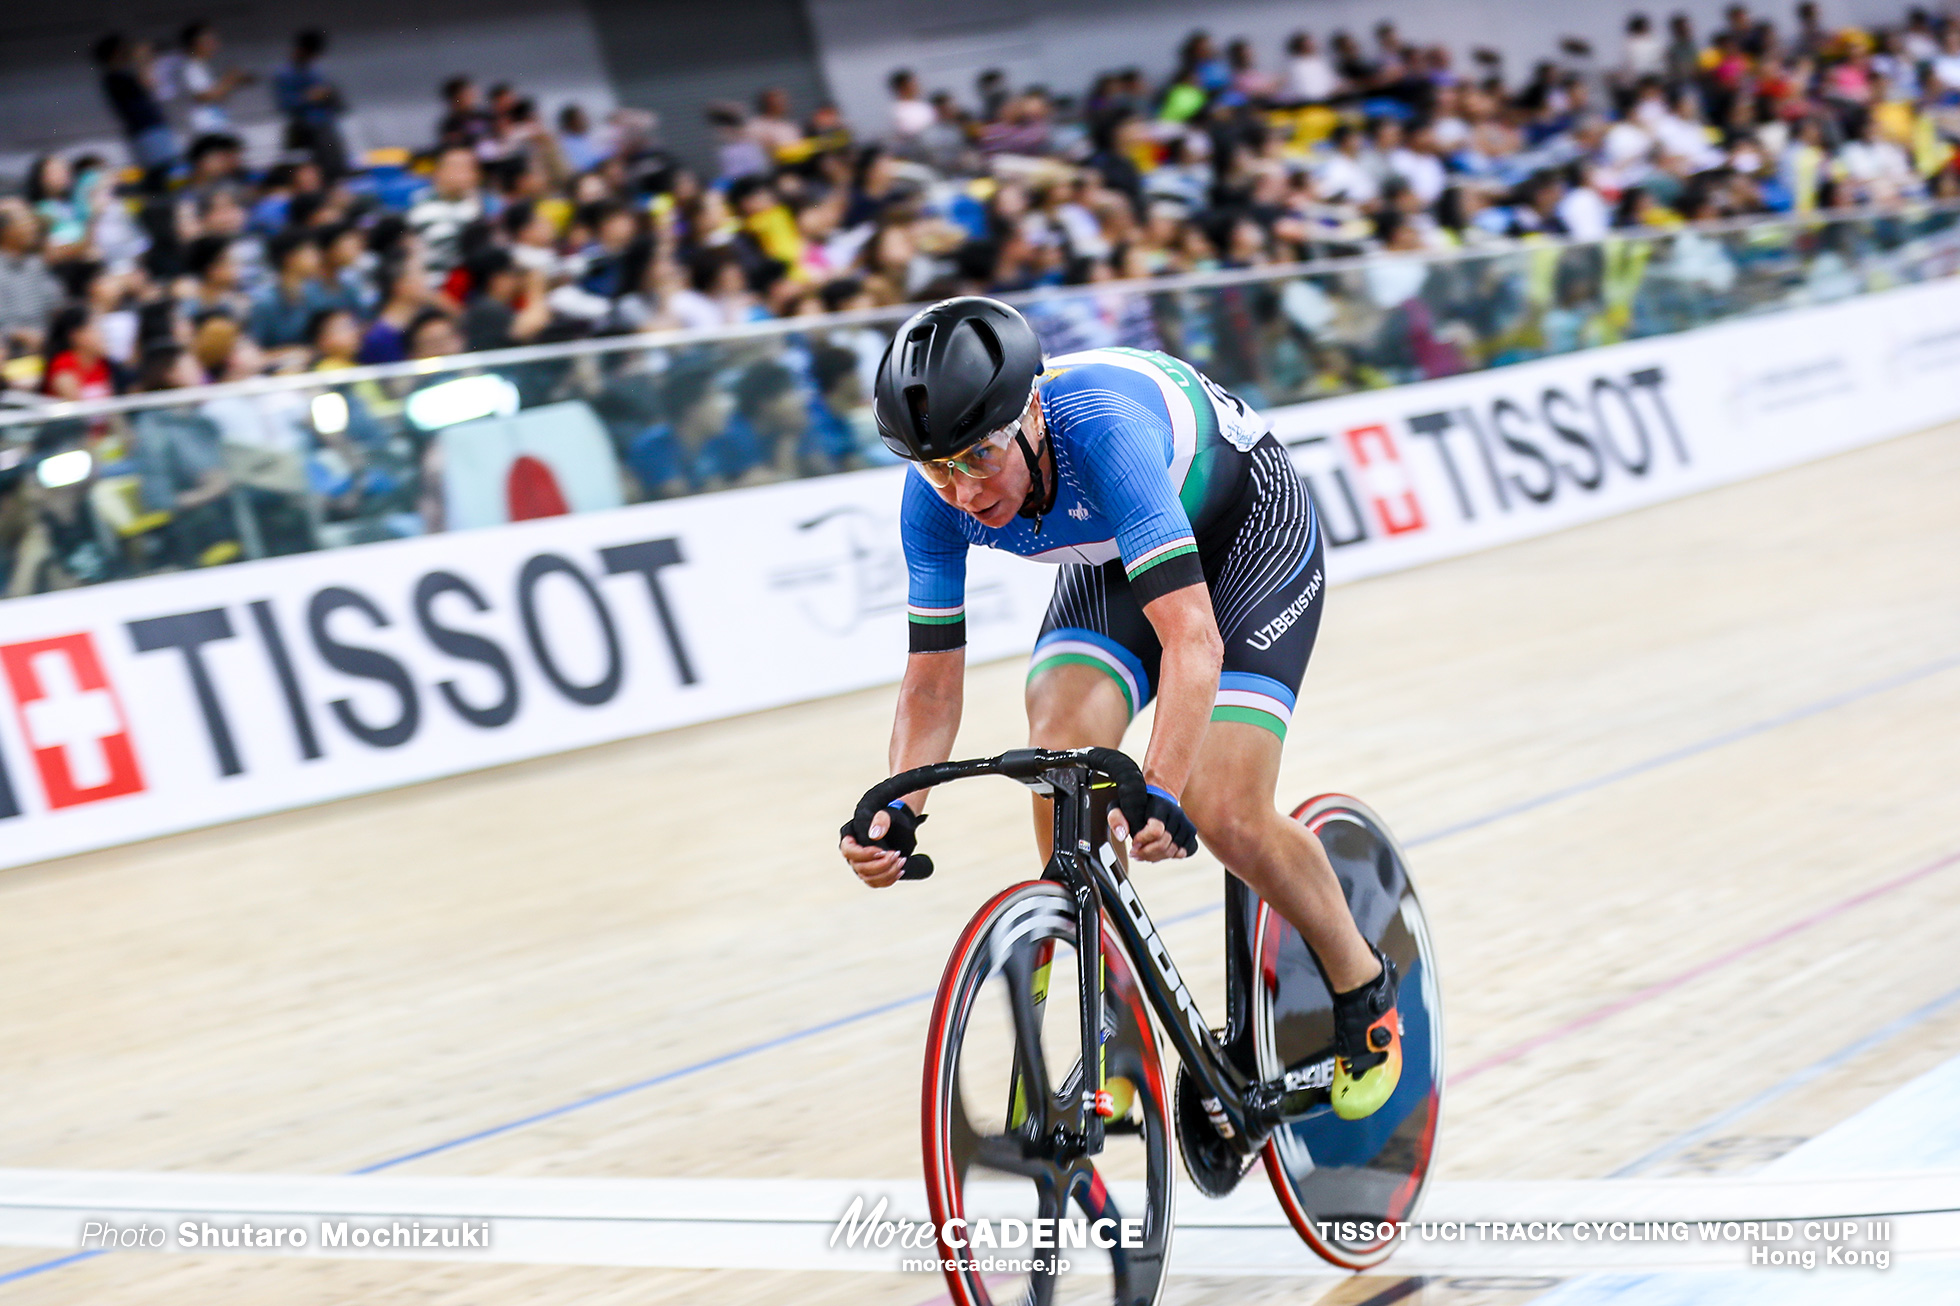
[3,199,1959,599]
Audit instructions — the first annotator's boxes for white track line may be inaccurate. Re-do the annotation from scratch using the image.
[1,1169,1956,1274]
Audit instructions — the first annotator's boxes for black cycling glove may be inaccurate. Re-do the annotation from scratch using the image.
[842,800,927,857]
[1133,784,1200,857]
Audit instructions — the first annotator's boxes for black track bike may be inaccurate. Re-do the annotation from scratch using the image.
[850,747,1443,1306]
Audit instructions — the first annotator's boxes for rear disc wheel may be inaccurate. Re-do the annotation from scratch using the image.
[1253,795,1445,1270]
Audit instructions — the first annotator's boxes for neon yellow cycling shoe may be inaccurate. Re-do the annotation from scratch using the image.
[1095,1074,1136,1122]
[1330,949,1402,1121]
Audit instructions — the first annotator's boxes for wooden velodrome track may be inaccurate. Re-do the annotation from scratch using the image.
[1,420,1957,1305]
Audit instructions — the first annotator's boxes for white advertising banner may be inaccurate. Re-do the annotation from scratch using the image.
[0,277,1956,868]
[1271,275,1960,581]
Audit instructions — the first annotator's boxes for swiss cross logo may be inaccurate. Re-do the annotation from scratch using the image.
[0,634,146,809]
[1342,424,1427,536]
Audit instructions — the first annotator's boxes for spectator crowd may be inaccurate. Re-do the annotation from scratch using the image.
[3,2,1960,594]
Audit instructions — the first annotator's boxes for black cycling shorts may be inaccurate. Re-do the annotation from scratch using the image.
[1028,438,1323,741]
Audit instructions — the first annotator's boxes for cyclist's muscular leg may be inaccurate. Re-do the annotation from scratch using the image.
[1024,661,1131,863]
[1179,721,1379,994]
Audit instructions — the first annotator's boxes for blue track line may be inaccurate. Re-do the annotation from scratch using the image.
[0,1249,105,1286]
[5,653,1952,1286]
[352,990,934,1173]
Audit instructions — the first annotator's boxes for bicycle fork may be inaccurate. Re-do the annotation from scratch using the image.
[1042,771,1283,1160]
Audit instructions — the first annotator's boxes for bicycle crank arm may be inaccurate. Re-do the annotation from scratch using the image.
[1243,1053,1340,1133]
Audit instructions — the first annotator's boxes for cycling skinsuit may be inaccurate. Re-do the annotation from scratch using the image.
[900,347,1324,741]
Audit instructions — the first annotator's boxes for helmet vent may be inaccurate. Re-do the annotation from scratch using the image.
[900,323,936,374]
[904,384,931,442]
[967,318,1004,373]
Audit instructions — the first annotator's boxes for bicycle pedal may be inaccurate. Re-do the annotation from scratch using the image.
[1254,1051,1341,1126]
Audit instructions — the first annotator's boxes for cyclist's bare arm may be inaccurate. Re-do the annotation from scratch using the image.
[1128,583,1223,861]
[841,648,965,887]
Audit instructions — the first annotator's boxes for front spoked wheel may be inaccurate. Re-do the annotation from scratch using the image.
[923,882,1174,1306]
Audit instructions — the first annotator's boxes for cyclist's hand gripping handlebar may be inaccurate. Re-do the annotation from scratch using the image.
[841,800,932,880]
[846,747,1158,883]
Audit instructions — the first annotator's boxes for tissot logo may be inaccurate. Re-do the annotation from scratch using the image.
[1340,424,1425,537]
[124,538,697,780]
[1286,364,1689,548]
[0,536,695,824]
[0,633,145,809]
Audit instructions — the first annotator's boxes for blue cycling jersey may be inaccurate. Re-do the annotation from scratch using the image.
[901,347,1270,651]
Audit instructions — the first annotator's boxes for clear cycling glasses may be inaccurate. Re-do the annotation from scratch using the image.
[913,418,1023,489]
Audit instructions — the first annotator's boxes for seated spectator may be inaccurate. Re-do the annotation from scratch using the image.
[729,176,803,281]
[802,102,854,162]
[1314,123,1380,205]
[625,365,727,498]
[40,306,117,399]
[308,307,364,369]
[1834,113,1918,203]
[192,188,267,294]
[1227,38,1279,103]
[700,358,808,487]
[572,200,640,299]
[178,234,250,323]
[318,223,374,315]
[129,343,239,564]
[75,157,151,274]
[669,246,763,330]
[404,306,465,359]
[802,344,867,473]
[249,230,346,352]
[1556,162,1613,240]
[359,254,436,364]
[460,248,550,351]
[0,203,61,357]
[503,201,567,278]
[1386,123,1449,206]
[199,332,322,547]
[409,146,488,279]
[25,156,87,261]
[1931,27,1960,95]
[249,161,323,236]
[979,91,1054,155]
[182,132,246,203]
[1277,30,1340,102]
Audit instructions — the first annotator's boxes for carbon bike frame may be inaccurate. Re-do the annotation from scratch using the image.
[853,747,1279,1156]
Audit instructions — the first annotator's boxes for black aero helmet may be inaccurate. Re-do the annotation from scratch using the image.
[873,296,1043,462]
